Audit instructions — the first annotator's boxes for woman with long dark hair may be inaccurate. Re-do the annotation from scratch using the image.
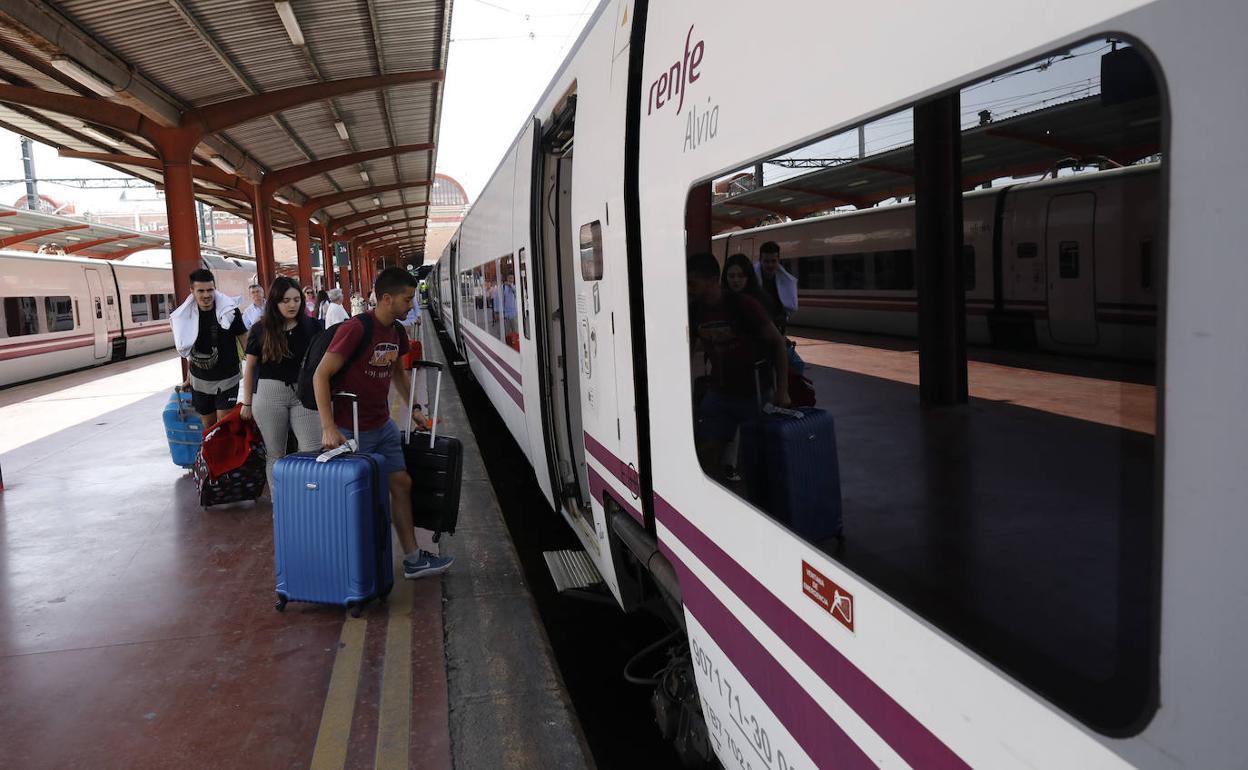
[239,276,322,491]
[722,252,766,305]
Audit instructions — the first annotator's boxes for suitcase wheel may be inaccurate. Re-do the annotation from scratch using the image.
[349,603,363,619]
[275,595,287,612]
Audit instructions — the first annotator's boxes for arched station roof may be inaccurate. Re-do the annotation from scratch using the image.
[0,0,452,260]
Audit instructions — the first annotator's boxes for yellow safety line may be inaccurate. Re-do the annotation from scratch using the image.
[373,583,415,770]
[309,615,368,770]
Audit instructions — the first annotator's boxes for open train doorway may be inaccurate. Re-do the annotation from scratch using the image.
[534,93,593,525]
[82,267,109,359]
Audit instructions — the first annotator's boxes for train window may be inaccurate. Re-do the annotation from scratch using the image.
[471,266,485,328]
[830,255,865,289]
[518,248,531,340]
[684,38,1163,733]
[579,221,603,281]
[873,249,915,290]
[796,256,826,289]
[484,260,501,340]
[43,296,74,332]
[150,294,171,320]
[1059,241,1080,278]
[3,297,39,337]
[130,294,150,322]
[106,295,114,305]
[499,254,519,350]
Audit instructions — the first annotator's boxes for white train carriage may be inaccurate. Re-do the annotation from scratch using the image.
[715,164,1161,361]
[430,1,1247,767]
[0,250,254,388]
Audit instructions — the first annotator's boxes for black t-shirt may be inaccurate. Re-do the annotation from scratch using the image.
[245,316,318,385]
[691,294,771,399]
[189,307,246,380]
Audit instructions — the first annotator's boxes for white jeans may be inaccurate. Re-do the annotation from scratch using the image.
[251,379,321,491]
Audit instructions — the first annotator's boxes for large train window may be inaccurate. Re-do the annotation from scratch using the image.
[43,296,74,332]
[499,254,519,350]
[2,296,39,337]
[684,39,1163,733]
[129,294,150,323]
[484,260,500,339]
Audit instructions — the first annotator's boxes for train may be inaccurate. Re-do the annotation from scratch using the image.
[714,164,1160,361]
[0,250,254,388]
[426,1,1246,768]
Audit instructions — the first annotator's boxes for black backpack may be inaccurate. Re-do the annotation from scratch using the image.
[296,313,403,410]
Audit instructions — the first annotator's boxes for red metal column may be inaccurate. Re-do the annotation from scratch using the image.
[250,183,275,290]
[318,225,334,290]
[293,218,313,290]
[161,152,203,309]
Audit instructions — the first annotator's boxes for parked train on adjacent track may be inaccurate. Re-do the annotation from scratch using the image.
[0,250,253,388]
[714,164,1160,361]
[427,1,1246,767]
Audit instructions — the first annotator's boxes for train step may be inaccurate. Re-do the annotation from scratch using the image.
[543,549,603,593]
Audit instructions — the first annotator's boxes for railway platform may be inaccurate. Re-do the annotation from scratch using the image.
[0,340,591,769]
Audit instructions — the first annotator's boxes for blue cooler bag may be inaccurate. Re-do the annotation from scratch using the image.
[163,387,202,469]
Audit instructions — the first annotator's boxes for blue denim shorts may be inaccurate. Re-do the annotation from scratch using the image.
[341,419,405,475]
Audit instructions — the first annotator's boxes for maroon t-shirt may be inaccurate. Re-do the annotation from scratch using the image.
[327,313,408,431]
[692,294,771,399]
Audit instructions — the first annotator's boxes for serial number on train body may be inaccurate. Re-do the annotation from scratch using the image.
[689,633,807,770]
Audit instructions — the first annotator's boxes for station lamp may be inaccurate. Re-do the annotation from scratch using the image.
[274,194,292,205]
[359,170,370,184]
[274,1,306,47]
[372,197,382,206]
[79,124,120,146]
[334,121,350,141]
[50,55,115,97]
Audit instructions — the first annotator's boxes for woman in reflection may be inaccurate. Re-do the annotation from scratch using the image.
[721,252,767,306]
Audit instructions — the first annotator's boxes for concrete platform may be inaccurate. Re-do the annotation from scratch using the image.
[0,329,590,769]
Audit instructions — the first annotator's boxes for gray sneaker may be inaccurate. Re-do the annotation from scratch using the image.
[403,549,453,580]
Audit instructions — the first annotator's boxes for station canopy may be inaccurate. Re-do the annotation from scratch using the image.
[0,0,451,260]
[712,94,1162,234]
[0,203,178,258]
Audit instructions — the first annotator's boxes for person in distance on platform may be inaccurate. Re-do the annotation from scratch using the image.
[172,268,248,425]
[313,267,451,580]
[303,286,318,318]
[241,284,265,330]
[350,292,365,316]
[687,252,789,482]
[315,289,330,325]
[501,272,518,344]
[238,277,323,492]
[323,287,350,327]
[753,241,798,335]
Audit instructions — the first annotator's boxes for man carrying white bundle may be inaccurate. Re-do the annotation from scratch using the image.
[171,268,248,425]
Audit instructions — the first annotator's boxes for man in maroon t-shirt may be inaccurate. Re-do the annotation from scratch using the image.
[313,267,452,580]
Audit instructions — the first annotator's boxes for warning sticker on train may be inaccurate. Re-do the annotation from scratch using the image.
[802,561,854,632]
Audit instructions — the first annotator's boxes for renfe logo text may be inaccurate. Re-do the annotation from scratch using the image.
[648,25,704,116]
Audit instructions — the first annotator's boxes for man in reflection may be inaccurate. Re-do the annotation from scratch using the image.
[501,272,518,345]
[754,241,798,334]
[687,252,789,482]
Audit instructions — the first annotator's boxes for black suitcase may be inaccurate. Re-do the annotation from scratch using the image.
[402,359,463,541]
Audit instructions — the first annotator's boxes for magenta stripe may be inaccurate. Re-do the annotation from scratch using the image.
[586,465,643,525]
[461,324,523,384]
[663,547,877,770]
[463,334,523,408]
[584,432,642,504]
[656,494,971,770]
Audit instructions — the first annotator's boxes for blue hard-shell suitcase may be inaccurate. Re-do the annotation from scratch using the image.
[163,387,202,468]
[272,451,394,615]
[741,407,844,543]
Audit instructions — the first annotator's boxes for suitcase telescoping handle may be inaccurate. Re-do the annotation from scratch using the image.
[314,391,360,462]
[173,384,189,419]
[405,359,444,449]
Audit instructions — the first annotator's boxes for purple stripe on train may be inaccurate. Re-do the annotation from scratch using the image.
[461,324,523,384]
[586,464,643,525]
[463,334,524,408]
[655,494,971,770]
[662,547,877,770]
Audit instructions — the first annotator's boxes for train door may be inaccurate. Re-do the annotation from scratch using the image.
[448,238,465,357]
[1045,192,1098,345]
[82,268,109,359]
[535,96,594,524]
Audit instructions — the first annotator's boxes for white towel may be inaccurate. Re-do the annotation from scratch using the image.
[171,290,240,357]
[755,262,799,314]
